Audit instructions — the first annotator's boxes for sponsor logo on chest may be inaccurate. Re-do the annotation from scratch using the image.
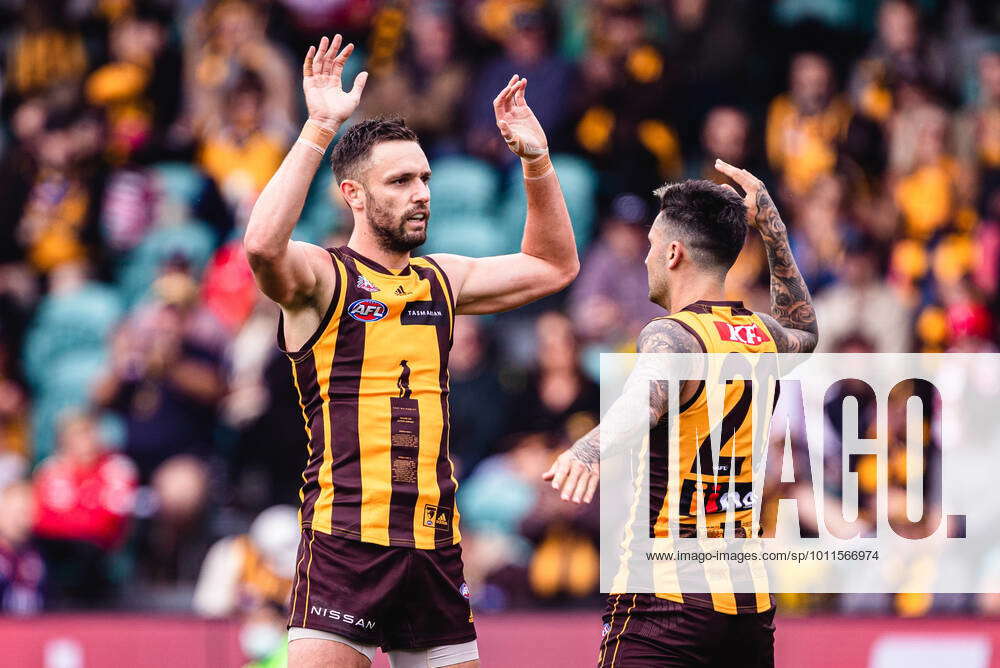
[713,321,771,346]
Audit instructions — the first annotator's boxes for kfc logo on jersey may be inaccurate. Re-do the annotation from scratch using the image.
[349,299,388,322]
[714,321,771,346]
[356,275,379,292]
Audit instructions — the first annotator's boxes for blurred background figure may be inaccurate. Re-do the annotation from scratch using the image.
[192,504,297,618]
[33,411,136,608]
[568,193,660,351]
[0,481,44,615]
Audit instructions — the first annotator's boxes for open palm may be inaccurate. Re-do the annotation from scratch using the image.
[494,75,548,159]
[303,35,368,129]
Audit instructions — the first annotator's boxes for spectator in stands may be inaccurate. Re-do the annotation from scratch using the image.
[570,0,679,195]
[688,106,766,185]
[507,312,598,439]
[33,411,137,607]
[955,48,1000,208]
[448,316,509,476]
[458,432,553,609]
[663,0,752,147]
[362,1,469,156]
[849,0,949,122]
[889,104,972,240]
[183,0,296,141]
[3,1,89,107]
[767,52,852,200]
[814,233,912,352]
[568,194,661,348]
[466,4,573,164]
[94,256,228,481]
[84,3,182,163]
[197,69,291,214]
[14,107,108,276]
[193,504,297,617]
[0,480,45,614]
[788,174,851,295]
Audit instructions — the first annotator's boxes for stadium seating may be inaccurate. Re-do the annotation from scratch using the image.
[23,283,122,392]
[500,154,597,254]
[116,221,216,308]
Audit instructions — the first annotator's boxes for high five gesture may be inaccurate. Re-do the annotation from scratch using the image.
[303,34,368,131]
[493,75,548,162]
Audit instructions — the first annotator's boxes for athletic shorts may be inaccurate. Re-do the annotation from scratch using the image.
[287,528,477,652]
[598,594,775,668]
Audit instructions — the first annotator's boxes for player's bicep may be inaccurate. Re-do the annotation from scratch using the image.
[429,252,570,314]
[247,240,326,307]
[635,318,702,424]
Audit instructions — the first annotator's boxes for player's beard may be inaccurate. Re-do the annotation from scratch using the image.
[647,268,669,308]
[366,191,429,254]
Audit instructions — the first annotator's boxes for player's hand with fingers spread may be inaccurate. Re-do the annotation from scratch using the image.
[714,159,785,236]
[543,444,599,505]
[493,75,548,160]
[303,34,368,131]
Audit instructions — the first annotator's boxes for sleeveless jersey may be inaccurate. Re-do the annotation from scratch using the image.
[279,246,459,549]
[616,300,779,615]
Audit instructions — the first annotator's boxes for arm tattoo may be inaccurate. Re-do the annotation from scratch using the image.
[637,318,701,426]
[568,319,700,465]
[571,425,600,465]
[753,187,818,353]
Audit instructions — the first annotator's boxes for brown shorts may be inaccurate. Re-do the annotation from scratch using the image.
[598,594,775,668]
[287,529,476,652]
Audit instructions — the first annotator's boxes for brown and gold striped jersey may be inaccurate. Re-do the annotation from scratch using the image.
[279,246,459,549]
[616,301,778,614]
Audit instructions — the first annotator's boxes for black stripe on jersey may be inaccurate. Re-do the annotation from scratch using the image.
[328,249,367,537]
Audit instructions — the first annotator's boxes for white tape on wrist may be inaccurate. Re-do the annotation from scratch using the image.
[296,137,326,155]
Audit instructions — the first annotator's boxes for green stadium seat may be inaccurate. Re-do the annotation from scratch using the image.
[30,351,108,462]
[117,221,216,308]
[429,156,500,219]
[422,214,507,258]
[501,153,597,255]
[23,283,122,391]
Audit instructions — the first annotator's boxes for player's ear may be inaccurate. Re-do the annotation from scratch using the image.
[666,240,683,270]
[340,179,365,211]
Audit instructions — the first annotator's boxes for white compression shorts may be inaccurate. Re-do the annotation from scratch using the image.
[288,627,480,667]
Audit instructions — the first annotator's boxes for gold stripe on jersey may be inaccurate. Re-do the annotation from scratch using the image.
[648,301,778,614]
[280,246,459,549]
[350,255,453,547]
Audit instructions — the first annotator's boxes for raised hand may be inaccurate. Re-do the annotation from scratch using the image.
[714,159,784,235]
[303,35,368,130]
[715,158,818,353]
[493,75,548,159]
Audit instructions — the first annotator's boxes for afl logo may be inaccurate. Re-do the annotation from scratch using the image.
[348,299,388,322]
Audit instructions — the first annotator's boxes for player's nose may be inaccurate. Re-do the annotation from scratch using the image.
[412,180,430,204]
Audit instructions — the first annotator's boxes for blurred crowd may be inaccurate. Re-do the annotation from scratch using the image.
[0,0,999,653]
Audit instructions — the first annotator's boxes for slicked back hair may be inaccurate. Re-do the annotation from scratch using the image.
[654,180,747,273]
[330,116,419,184]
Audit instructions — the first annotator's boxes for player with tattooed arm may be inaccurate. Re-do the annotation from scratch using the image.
[545,160,818,667]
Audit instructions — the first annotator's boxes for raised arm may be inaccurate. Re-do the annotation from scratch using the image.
[430,75,579,314]
[543,318,701,504]
[244,35,367,307]
[715,160,819,353]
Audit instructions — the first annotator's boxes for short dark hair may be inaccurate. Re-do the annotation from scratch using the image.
[330,116,419,183]
[653,180,747,272]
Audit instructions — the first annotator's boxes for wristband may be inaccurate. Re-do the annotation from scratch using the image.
[521,152,553,180]
[299,119,336,152]
[296,137,326,155]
